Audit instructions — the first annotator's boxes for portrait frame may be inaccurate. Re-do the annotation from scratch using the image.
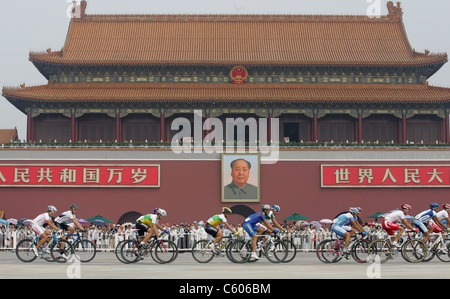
[221,153,260,203]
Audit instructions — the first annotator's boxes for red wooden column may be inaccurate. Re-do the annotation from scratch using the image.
[160,112,166,142]
[26,113,33,142]
[268,111,273,142]
[446,114,450,143]
[401,112,407,143]
[313,112,318,142]
[70,112,77,142]
[115,113,121,142]
[357,113,363,143]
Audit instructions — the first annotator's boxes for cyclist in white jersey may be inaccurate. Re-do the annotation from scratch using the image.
[382,204,418,247]
[31,205,60,256]
[55,204,84,235]
[436,204,450,227]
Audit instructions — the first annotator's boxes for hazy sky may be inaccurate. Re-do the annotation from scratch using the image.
[1,0,449,140]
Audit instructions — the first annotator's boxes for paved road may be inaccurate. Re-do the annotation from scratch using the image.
[1,250,449,280]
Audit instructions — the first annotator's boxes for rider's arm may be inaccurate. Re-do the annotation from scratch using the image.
[432,216,446,229]
[401,219,416,231]
[351,219,365,234]
[262,219,276,232]
[224,222,237,234]
[46,219,59,231]
[71,218,84,230]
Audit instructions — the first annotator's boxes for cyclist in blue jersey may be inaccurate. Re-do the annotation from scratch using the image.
[243,204,278,261]
[331,207,366,256]
[413,203,447,245]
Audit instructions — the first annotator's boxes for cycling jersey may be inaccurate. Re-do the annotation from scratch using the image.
[331,213,355,237]
[332,213,355,227]
[382,210,406,235]
[243,211,267,237]
[415,209,436,223]
[55,210,76,224]
[436,210,449,221]
[207,214,227,226]
[31,212,51,236]
[137,214,158,226]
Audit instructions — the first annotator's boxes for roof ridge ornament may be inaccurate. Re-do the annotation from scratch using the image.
[71,0,87,19]
[387,1,403,21]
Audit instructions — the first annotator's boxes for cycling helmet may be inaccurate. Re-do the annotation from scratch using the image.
[47,205,57,213]
[153,208,160,214]
[70,204,78,210]
[443,204,450,210]
[157,209,167,217]
[222,207,232,214]
[272,205,280,212]
[349,207,360,214]
[262,204,271,210]
[430,203,439,209]
[401,204,412,211]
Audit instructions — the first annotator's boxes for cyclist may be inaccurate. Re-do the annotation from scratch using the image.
[413,203,447,245]
[382,204,418,247]
[243,204,278,261]
[135,208,169,247]
[331,207,366,256]
[256,205,284,234]
[436,204,450,227]
[54,204,84,235]
[205,207,239,253]
[30,205,60,257]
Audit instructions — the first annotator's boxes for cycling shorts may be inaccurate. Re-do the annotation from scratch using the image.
[413,220,429,234]
[331,225,351,237]
[135,221,151,236]
[382,221,401,235]
[31,223,46,237]
[205,223,219,238]
[56,222,74,231]
[243,222,259,237]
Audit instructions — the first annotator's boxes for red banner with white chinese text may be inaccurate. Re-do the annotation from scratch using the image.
[0,164,160,188]
[321,164,450,188]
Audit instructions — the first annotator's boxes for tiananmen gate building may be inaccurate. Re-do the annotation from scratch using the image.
[1,1,450,224]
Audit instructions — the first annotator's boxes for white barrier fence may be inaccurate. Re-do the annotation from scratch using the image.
[0,229,387,252]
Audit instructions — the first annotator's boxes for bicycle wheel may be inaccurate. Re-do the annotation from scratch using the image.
[227,240,251,263]
[191,240,215,263]
[115,240,130,264]
[15,239,38,263]
[264,240,288,263]
[316,239,341,263]
[152,239,178,264]
[281,239,297,263]
[50,239,75,263]
[351,239,370,263]
[436,243,450,262]
[73,239,96,262]
[401,239,427,263]
[368,240,391,263]
[120,240,141,263]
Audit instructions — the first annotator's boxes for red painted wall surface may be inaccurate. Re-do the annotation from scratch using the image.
[0,159,448,225]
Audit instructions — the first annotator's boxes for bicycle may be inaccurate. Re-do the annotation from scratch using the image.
[368,230,427,263]
[120,232,178,264]
[15,231,75,263]
[421,232,450,262]
[316,233,369,263]
[191,235,238,263]
[279,232,297,263]
[115,229,140,264]
[63,230,97,262]
[227,232,288,263]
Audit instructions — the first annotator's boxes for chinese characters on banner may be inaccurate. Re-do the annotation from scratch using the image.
[321,164,450,188]
[0,164,160,188]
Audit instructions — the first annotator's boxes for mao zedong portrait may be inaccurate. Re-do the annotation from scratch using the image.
[223,158,258,200]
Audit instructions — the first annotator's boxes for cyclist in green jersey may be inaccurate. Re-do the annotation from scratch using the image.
[135,208,169,246]
[205,207,239,253]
